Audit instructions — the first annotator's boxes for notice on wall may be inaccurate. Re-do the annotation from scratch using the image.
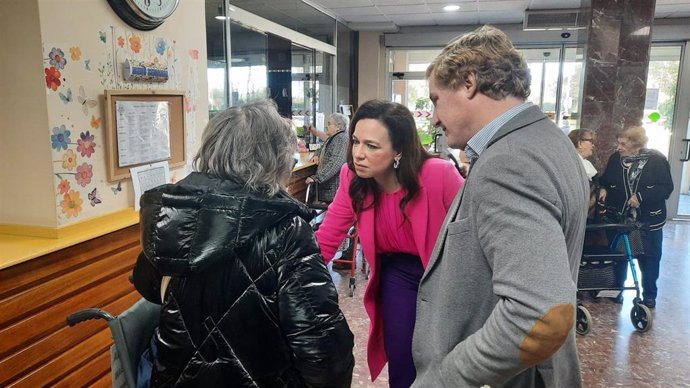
[116,100,171,167]
[130,161,171,211]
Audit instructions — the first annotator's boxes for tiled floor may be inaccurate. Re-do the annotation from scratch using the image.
[329,220,690,387]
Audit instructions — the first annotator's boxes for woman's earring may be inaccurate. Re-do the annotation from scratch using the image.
[393,156,401,169]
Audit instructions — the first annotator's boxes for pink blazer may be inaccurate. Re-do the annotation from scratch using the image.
[315,157,463,381]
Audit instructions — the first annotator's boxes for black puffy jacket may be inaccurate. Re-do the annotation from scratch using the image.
[132,173,354,387]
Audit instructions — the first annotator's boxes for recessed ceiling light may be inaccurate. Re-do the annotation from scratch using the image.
[215,15,229,20]
[443,4,460,12]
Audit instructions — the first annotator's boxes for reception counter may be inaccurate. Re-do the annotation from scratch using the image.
[0,154,318,386]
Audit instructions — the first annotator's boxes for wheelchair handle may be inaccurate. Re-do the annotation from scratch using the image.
[66,308,115,326]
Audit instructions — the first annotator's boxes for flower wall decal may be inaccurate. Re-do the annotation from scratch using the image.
[90,116,101,129]
[49,47,67,69]
[60,190,83,218]
[75,163,93,187]
[70,46,82,61]
[77,131,96,157]
[45,67,61,91]
[51,125,71,150]
[62,149,77,170]
[44,28,186,223]
[58,179,71,195]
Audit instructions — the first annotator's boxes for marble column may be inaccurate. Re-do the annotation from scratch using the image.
[580,0,656,170]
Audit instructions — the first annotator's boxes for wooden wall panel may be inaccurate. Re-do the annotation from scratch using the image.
[0,225,141,387]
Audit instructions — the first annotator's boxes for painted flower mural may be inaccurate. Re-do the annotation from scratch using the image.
[49,47,67,69]
[62,149,77,170]
[45,67,62,91]
[90,116,101,129]
[75,163,93,187]
[77,131,96,157]
[51,125,71,150]
[70,46,82,61]
[58,179,71,195]
[60,190,83,218]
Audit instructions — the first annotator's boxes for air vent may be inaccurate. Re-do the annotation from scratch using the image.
[524,9,584,30]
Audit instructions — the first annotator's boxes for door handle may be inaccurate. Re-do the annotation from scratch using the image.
[682,138,690,162]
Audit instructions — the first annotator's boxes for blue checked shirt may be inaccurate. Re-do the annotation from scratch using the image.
[465,102,533,163]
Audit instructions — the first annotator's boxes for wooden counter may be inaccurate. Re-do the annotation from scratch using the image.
[288,152,318,203]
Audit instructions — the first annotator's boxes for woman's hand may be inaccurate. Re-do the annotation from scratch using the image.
[311,156,320,164]
[305,176,315,185]
[627,195,640,208]
[599,188,607,202]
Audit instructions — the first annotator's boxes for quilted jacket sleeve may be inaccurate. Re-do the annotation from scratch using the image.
[132,252,163,304]
[277,216,355,388]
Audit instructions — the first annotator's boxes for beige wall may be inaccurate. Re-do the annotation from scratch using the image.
[357,31,387,104]
[0,1,57,227]
[0,0,208,228]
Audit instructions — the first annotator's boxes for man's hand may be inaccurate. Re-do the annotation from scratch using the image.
[627,195,640,208]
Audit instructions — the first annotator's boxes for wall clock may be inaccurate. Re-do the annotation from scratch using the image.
[107,0,180,31]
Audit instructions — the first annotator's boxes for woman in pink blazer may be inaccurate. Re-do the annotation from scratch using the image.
[315,100,463,387]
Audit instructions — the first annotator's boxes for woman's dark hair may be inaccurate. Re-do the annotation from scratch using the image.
[347,99,432,218]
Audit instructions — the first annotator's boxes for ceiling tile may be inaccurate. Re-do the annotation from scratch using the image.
[311,0,373,8]
[478,10,524,24]
[378,4,430,14]
[333,6,383,16]
[341,14,391,22]
[389,14,436,24]
[372,0,428,5]
[432,11,480,24]
[478,1,528,11]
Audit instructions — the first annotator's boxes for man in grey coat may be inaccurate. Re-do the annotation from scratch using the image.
[412,26,588,387]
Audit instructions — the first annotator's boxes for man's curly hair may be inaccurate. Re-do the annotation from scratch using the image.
[427,25,531,100]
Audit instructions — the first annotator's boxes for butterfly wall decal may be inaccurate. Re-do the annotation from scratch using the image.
[111,181,122,195]
[59,88,72,104]
[78,86,98,116]
[88,187,102,207]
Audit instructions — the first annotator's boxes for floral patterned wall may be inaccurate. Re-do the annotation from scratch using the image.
[43,25,202,226]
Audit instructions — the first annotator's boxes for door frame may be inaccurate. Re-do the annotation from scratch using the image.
[668,40,690,219]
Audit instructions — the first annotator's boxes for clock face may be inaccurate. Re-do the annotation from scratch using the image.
[130,0,179,20]
[107,0,179,30]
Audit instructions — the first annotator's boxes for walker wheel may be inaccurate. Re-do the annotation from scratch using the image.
[630,303,653,332]
[576,305,592,335]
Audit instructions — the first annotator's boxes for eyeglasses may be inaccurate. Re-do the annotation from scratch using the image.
[581,138,594,143]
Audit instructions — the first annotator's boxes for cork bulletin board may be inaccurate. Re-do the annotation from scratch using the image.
[104,89,186,182]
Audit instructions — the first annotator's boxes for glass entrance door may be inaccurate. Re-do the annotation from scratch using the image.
[677,118,690,216]
[648,43,690,218]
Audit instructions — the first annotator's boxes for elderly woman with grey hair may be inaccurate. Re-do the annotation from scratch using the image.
[132,100,354,388]
[599,125,673,308]
[306,113,349,203]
